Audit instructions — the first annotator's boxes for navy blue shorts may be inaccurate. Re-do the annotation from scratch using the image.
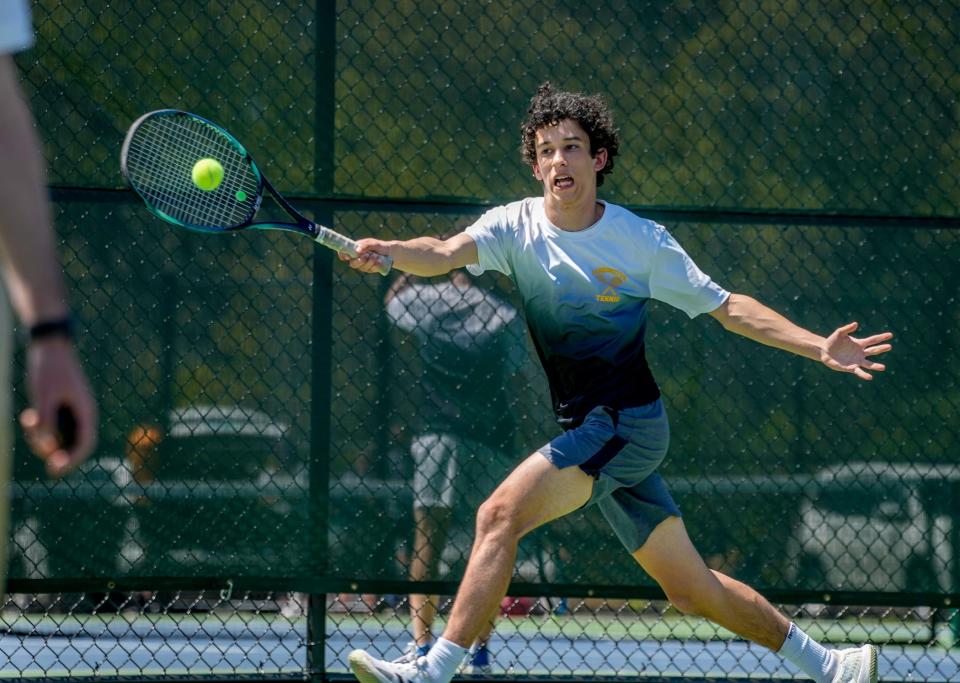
[537,400,679,553]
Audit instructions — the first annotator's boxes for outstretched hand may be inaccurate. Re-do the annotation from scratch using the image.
[820,321,893,381]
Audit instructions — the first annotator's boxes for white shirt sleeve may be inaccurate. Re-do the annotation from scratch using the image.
[0,0,34,54]
[465,205,513,277]
[649,227,729,318]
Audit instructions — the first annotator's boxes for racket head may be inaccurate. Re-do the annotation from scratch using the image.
[121,109,264,233]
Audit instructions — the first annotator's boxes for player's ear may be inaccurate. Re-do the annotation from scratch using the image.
[532,163,543,180]
[593,148,608,172]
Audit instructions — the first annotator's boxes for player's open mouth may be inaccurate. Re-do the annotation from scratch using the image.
[554,175,574,189]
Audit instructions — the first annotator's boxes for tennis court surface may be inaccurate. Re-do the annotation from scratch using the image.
[2,600,958,681]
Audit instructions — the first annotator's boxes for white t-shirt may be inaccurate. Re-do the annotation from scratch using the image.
[0,0,34,55]
[386,281,524,444]
[465,197,729,426]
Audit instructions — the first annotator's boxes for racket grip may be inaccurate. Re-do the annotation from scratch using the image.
[315,227,393,276]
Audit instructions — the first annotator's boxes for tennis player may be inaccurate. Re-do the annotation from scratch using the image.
[343,83,889,683]
[0,0,98,594]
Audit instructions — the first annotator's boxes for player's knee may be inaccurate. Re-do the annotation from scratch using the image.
[475,497,521,541]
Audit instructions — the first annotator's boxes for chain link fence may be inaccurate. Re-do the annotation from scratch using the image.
[3,0,959,681]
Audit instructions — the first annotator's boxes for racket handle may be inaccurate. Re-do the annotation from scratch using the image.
[315,227,392,276]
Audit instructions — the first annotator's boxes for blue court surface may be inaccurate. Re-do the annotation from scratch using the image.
[1,615,957,681]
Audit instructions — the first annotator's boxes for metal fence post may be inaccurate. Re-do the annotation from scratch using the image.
[308,0,338,679]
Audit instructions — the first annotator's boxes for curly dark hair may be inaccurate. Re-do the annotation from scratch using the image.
[520,82,620,186]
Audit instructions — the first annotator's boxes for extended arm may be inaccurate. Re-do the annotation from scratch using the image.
[0,55,98,475]
[708,293,893,380]
[0,56,67,325]
[341,232,479,277]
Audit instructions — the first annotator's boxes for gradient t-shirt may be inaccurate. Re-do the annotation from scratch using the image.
[466,197,728,428]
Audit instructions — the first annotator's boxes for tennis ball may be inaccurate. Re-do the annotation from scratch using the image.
[191,158,224,191]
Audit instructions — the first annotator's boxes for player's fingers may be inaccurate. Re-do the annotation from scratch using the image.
[861,360,886,372]
[353,238,386,254]
[837,321,859,336]
[861,332,894,346]
[45,438,95,478]
[19,407,59,457]
[19,406,38,431]
[357,250,383,273]
[44,450,73,478]
[864,343,892,356]
[853,367,873,380]
[342,253,365,269]
[340,238,379,264]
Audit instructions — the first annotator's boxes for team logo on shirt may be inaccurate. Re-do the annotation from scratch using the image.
[593,267,628,302]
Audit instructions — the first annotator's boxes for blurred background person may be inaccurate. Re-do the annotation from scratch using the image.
[386,269,526,673]
[0,0,98,594]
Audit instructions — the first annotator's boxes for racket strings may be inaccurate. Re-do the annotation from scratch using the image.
[124,114,260,230]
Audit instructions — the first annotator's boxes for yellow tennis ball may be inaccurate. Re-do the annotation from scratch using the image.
[191,158,224,191]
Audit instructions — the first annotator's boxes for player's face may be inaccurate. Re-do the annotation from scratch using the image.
[532,119,607,206]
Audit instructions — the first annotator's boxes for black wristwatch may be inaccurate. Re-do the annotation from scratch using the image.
[28,316,75,342]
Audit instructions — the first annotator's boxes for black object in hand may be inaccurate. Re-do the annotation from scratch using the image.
[56,405,77,449]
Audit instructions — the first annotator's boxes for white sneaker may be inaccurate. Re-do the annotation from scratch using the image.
[349,649,430,683]
[832,644,878,683]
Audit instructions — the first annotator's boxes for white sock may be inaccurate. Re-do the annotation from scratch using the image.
[778,622,838,683]
[423,637,467,683]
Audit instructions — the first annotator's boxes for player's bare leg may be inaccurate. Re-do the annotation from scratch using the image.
[632,516,788,649]
[349,453,593,683]
[406,507,494,671]
[441,452,593,646]
[633,516,877,682]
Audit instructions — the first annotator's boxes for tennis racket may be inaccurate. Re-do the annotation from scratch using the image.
[120,109,391,275]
